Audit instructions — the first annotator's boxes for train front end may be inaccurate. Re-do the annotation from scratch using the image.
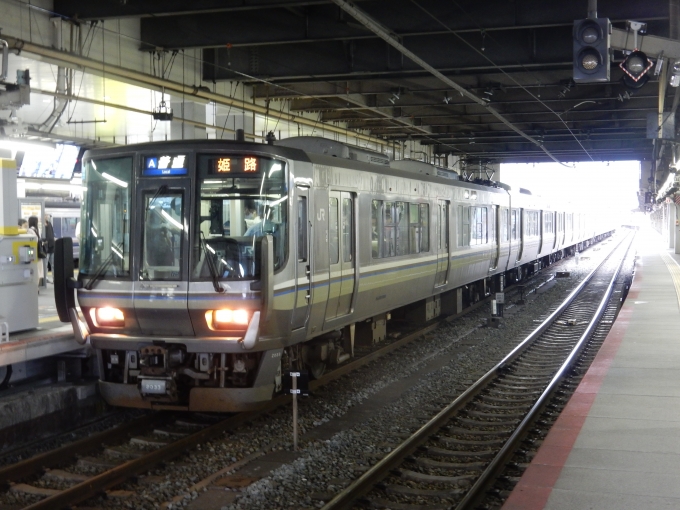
[58,143,296,411]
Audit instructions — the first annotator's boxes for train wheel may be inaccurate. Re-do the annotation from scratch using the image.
[0,365,12,390]
[308,361,326,380]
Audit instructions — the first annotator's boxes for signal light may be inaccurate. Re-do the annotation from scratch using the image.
[573,18,611,83]
[620,50,653,89]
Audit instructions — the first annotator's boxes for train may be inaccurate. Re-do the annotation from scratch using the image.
[53,136,614,412]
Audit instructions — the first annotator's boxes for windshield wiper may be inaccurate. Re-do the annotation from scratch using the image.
[200,232,224,293]
[146,184,168,211]
[85,237,125,290]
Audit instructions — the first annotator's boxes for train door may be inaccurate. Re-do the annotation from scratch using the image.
[434,200,449,287]
[291,186,312,330]
[490,205,499,270]
[134,178,194,336]
[325,191,356,321]
[538,210,544,253]
[513,208,523,262]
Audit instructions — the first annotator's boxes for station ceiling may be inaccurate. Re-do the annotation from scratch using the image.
[34,1,680,164]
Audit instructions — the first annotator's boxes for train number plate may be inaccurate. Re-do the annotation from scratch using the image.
[141,379,167,395]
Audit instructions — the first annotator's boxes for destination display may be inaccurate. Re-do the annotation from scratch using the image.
[209,156,260,175]
[143,155,188,176]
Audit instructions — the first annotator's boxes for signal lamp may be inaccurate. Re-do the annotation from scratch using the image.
[620,50,653,89]
[91,307,125,327]
[573,18,611,83]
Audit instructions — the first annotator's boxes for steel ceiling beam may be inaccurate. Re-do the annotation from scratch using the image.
[0,34,387,146]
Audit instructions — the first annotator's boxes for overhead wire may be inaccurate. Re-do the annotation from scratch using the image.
[412,0,594,163]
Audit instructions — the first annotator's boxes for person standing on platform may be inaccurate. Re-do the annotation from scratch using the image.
[44,214,55,279]
[18,218,27,230]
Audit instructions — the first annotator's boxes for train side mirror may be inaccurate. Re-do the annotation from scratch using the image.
[54,237,78,322]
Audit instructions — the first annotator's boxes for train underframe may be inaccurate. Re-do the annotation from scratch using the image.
[95,233,612,411]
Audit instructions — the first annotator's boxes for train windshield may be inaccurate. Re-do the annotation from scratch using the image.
[80,157,132,278]
[193,154,287,281]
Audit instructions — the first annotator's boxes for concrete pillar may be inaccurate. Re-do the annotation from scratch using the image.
[673,204,680,255]
[215,113,254,141]
[171,100,206,140]
[668,203,675,249]
[0,159,18,235]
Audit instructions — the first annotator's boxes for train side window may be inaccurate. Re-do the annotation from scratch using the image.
[501,208,508,241]
[420,204,429,252]
[383,202,396,257]
[329,197,339,265]
[471,206,487,245]
[511,210,517,240]
[490,206,497,243]
[297,196,307,262]
[408,203,420,254]
[371,200,382,258]
[458,205,470,247]
[396,202,408,256]
[342,197,353,263]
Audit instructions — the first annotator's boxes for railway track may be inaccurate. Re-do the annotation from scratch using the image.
[0,239,611,510]
[321,232,634,510]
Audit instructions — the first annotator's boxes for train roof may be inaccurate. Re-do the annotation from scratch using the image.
[81,137,511,193]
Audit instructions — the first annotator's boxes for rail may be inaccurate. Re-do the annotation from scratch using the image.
[321,232,633,510]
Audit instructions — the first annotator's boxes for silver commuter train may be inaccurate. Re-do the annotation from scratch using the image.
[53,136,613,411]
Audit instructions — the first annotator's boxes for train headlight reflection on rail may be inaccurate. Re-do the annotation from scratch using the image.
[206,309,250,330]
[91,307,125,327]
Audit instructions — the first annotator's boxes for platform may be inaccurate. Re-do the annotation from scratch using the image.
[503,226,680,509]
[0,280,84,380]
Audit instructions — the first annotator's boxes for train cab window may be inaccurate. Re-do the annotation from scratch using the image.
[193,155,288,281]
[141,193,184,280]
[80,156,132,279]
[329,198,339,265]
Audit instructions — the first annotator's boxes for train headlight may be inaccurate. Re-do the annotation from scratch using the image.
[91,307,125,327]
[206,309,250,330]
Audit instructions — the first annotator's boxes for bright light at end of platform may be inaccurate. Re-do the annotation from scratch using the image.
[500,161,641,228]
